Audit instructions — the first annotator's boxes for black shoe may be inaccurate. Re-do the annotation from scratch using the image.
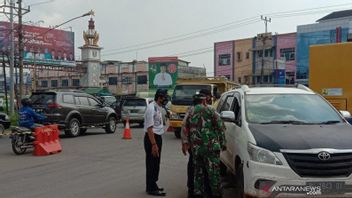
[157,187,164,191]
[147,190,166,196]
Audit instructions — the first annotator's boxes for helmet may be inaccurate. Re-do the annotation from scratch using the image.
[21,98,32,107]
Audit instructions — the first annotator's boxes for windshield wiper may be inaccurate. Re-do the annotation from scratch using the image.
[314,120,341,125]
[260,120,309,125]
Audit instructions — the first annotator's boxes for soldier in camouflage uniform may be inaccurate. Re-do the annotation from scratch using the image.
[184,91,226,198]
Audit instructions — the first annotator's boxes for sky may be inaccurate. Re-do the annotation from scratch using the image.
[8,0,352,75]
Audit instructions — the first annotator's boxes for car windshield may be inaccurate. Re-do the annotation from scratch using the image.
[31,93,56,105]
[172,85,211,105]
[245,94,343,124]
[123,99,146,107]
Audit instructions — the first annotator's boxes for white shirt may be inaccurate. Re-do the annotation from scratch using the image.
[153,72,172,87]
[144,101,164,135]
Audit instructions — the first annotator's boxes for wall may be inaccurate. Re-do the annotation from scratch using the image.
[234,38,253,84]
[296,19,351,84]
[276,33,297,83]
[214,41,234,80]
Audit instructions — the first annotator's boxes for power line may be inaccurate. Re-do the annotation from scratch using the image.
[102,18,260,56]
[101,3,352,57]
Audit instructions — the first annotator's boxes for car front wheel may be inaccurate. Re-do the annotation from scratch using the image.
[105,116,117,133]
[65,118,81,137]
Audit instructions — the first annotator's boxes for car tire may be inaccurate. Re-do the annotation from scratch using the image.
[174,128,181,138]
[220,161,227,176]
[65,118,81,137]
[0,124,4,136]
[105,116,117,134]
[236,162,245,198]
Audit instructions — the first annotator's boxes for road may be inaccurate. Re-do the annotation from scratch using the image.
[0,124,238,198]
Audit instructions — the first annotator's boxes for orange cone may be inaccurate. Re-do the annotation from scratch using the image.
[122,117,132,139]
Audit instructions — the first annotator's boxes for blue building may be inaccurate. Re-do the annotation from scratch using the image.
[296,10,352,85]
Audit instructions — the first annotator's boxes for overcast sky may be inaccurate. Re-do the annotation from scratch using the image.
[11,0,352,75]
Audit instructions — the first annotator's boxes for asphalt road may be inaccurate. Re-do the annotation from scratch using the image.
[0,124,238,198]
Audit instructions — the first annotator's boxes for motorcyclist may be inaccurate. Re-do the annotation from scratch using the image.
[19,98,46,130]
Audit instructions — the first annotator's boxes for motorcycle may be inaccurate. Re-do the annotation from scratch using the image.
[10,127,35,155]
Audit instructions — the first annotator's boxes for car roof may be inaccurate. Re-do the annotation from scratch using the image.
[236,87,316,95]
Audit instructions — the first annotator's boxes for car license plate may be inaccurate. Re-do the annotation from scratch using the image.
[306,181,345,194]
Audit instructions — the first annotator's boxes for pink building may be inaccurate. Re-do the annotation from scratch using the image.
[214,41,234,80]
[276,33,297,84]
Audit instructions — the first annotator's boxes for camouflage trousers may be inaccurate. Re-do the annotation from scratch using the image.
[192,147,221,197]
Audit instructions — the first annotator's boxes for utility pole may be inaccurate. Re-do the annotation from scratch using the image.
[133,60,137,95]
[0,0,29,114]
[2,52,8,114]
[17,0,30,102]
[9,0,15,114]
[259,15,271,84]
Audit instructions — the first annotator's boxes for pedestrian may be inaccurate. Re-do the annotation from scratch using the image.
[144,89,169,196]
[181,89,217,198]
[183,90,226,198]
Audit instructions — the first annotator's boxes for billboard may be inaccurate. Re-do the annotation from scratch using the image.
[0,21,75,67]
[148,57,178,91]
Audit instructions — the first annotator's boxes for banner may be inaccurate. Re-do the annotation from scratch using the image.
[148,57,178,91]
[0,21,75,67]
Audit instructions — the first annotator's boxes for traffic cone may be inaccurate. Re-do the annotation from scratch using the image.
[122,117,132,139]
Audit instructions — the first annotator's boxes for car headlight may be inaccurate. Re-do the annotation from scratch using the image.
[248,143,283,165]
[170,113,180,119]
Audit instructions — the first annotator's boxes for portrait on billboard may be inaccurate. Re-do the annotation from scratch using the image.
[153,63,173,88]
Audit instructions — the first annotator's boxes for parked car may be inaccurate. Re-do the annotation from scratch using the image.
[217,84,352,198]
[30,90,117,137]
[0,112,10,135]
[121,97,149,127]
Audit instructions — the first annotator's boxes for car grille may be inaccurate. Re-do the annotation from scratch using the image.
[179,113,186,119]
[283,152,352,177]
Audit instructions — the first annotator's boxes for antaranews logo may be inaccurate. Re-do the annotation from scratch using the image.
[269,185,322,197]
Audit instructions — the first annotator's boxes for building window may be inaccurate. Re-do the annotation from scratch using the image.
[258,51,263,58]
[246,52,250,59]
[219,54,231,66]
[51,80,58,88]
[122,76,131,84]
[41,80,48,87]
[137,75,147,84]
[236,52,242,62]
[62,79,69,87]
[265,49,269,57]
[280,48,295,61]
[108,77,118,85]
[72,79,80,87]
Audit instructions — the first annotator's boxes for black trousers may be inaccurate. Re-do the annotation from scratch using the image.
[144,133,162,192]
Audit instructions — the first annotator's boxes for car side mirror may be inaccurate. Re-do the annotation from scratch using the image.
[340,110,351,119]
[220,111,236,122]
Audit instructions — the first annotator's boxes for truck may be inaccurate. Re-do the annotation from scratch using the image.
[169,77,239,138]
[309,42,352,116]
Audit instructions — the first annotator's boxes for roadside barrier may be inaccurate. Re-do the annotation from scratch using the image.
[122,117,132,139]
[33,125,62,156]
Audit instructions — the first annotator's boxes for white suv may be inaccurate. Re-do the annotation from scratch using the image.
[217,85,352,198]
